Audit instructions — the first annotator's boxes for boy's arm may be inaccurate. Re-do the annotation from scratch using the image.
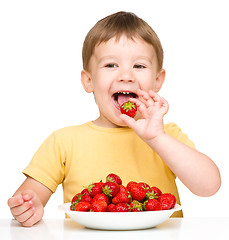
[147,133,221,197]
[120,89,221,197]
[8,177,52,227]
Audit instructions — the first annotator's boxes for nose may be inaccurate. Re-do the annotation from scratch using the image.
[117,67,135,83]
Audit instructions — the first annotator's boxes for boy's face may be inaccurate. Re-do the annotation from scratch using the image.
[81,35,165,128]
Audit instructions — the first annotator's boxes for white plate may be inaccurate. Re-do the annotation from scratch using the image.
[58,202,182,230]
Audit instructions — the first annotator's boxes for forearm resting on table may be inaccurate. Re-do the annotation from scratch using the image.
[149,133,221,197]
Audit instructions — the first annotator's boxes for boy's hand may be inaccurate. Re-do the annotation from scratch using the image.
[7,190,44,227]
[120,89,169,145]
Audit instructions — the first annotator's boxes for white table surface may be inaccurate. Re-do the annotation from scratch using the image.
[1,218,229,240]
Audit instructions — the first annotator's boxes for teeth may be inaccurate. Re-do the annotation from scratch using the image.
[117,91,130,94]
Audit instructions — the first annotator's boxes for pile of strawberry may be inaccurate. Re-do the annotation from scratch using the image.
[70,173,176,212]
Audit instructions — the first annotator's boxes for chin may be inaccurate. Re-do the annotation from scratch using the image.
[112,119,128,128]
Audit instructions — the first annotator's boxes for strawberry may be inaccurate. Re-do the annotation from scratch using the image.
[116,203,130,212]
[120,101,137,118]
[143,199,161,211]
[120,185,128,192]
[78,189,93,203]
[92,193,109,205]
[71,193,81,204]
[90,200,107,212]
[126,181,137,192]
[87,182,103,197]
[107,203,117,212]
[81,188,90,195]
[129,200,143,212]
[146,186,162,199]
[158,193,176,210]
[138,182,150,192]
[106,173,122,185]
[112,191,131,204]
[74,201,91,212]
[130,183,146,202]
[70,192,92,210]
[102,182,120,198]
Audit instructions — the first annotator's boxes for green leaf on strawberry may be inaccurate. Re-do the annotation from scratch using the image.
[120,101,137,118]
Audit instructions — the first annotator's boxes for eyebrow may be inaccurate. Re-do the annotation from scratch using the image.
[134,56,153,63]
[97,55,153,65]
[97,55,118,63]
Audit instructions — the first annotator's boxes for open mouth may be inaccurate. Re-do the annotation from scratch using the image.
[112,91,138,110]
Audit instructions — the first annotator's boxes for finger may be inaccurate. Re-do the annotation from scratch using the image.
[22,192,33,202]
[137,89,155,107]
[129,98,148,118]
[148,90,161,102]
[7,195,24,208]
[15,207,35,224]
[22,209,43,227]
[120,114,137,130]
[11,200,33,216]
[160,97,169,114]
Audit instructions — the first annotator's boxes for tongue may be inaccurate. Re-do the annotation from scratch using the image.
[117,94,132,107]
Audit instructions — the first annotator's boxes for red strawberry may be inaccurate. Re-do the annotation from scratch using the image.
[71,193,81,204]
[92,193,109,205]
[126,181,137,192]
[138,182,150,192]
[143,199,161,211]
[77,189,93,203]
[130,183,146,201]
[116,203,130,212]
[107,203,117,212]
[129,200,143,212]
[158,193,176,210]
[112,191,131,204]
[120,101,137,118]
[102,182,120,198]
[74,201,91,212]
[106,173,122,185]
[71,192,92,210]
[120,185,128,192]
[81,188,90,195]
[146,186,162,199]
[87,182,103,197]
[90,200,107,212]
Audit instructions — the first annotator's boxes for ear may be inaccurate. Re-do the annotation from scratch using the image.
[81,70,94,93]
[154,69,166,92]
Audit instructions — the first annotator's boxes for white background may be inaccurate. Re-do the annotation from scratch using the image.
[1,0,228,219]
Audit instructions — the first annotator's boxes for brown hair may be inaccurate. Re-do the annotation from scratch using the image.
[82,11,164,72]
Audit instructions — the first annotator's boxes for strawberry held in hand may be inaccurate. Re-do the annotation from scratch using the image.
[120,101,137,118]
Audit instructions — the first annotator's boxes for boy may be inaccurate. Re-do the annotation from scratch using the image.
[8,11,221,227]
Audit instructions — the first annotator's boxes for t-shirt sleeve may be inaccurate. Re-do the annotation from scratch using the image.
[22,131,66,193]
[165,122,196,149]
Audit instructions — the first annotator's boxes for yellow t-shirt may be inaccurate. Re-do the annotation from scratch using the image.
[23,121,195,217]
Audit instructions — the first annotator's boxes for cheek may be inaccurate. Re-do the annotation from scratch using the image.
[138,74,157,91]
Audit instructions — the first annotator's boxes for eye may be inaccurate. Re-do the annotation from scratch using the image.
[105,63,118,68]
[134,64,146,69]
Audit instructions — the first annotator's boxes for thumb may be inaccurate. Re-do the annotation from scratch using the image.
[120,114,136,130]
[21,190,35,202]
